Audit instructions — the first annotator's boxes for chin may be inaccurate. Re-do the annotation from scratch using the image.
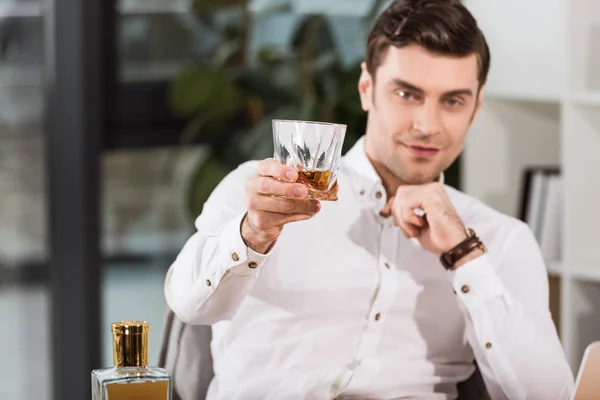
[399,170,441,185]
[387,153,444,185]
[395,157,447,184]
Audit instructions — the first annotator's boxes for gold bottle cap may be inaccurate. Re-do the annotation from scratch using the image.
[111,320,149,368]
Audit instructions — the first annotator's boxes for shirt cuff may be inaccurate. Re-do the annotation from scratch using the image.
[448,253,506,313]
[217,212,275,278]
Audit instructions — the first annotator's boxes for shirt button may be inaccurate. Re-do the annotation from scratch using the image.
[248,261,258,269]
[375,191,382,199]
[375,313,381,321]
[359,190,365,196]
[461,285,470,294]
[231,252,240,262]
[206,279,212,287]
[384,263,391,269]
[486,342,492,349]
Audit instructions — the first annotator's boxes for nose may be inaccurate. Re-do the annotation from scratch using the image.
[412,101,442,138]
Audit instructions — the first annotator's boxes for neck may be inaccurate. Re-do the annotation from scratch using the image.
[363,136,405,199]
[366,154,404,200]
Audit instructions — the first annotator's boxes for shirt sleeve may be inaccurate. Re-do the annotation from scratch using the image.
[164,160,275,325]
[449,221,574,400]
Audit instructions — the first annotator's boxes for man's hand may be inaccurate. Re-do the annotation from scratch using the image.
[242,158,321,254]
[385,182,472,257]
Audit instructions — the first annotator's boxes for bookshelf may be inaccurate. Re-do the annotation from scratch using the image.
[463,0,600,371]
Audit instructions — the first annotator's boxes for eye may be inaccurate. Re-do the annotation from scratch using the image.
[444,98,463,108]
[397,91,418,101]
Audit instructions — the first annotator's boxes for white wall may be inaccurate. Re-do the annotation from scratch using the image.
[463,99,561,217]
[461,0,565,217]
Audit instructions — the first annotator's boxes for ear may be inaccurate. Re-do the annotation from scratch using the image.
[358,62,374,112]
[469,83,485,126]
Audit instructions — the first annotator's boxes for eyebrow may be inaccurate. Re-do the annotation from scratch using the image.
[390,78,474,98]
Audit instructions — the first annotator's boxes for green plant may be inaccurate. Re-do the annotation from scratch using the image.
[168,0,460,219]
[168,2,371,218]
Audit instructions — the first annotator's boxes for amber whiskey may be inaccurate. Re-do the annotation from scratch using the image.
[296,170,338,201]
[91,321,172,400]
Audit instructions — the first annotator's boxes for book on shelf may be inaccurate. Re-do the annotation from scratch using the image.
[519,166,562,264]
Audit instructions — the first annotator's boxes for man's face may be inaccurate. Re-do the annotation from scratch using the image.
[358,44,483,185]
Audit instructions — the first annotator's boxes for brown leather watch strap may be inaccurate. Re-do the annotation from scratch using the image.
[440,228,486,270]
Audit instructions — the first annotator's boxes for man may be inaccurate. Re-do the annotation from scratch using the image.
[164,0,574,398]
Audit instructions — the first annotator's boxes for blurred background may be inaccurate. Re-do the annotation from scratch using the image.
[0,0,597,399]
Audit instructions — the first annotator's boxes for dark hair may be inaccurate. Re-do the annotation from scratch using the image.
[366,0,490,88]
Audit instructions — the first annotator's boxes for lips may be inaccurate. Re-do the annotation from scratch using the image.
[404,144,440,158]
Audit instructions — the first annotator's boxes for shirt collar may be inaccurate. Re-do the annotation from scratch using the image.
[342,136,382,200]
[342,135,445,203]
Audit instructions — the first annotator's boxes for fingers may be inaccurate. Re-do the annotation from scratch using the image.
[247,209,320,232]
[243,158,322,239]
[242,159,321,250]
[380,196,394,218]
[394,205,425,239]
[404,207,426,228]
[258,158,298,182]
[247,194,320,215]
[397,217,420,239]
[247,176,308,199]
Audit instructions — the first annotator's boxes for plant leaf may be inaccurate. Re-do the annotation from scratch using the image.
[212,40,242,66]
[186,151,232,219]
[232,66,299,108]
[168,66,242,124]
[168,67,219,116]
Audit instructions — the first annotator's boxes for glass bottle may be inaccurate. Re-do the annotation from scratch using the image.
[91,320,172,400]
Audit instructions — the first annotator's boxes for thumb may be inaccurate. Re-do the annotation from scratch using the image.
[379,196,395,218]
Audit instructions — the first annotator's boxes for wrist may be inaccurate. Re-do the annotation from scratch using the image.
[450,248,485,270]
[240,214,279,254]
[440,228,486,270]
[441,228,469,254]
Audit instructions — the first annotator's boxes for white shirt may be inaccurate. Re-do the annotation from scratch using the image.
[164,136,574,400]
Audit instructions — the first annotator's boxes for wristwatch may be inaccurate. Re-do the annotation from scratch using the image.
[439,228,486,270]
